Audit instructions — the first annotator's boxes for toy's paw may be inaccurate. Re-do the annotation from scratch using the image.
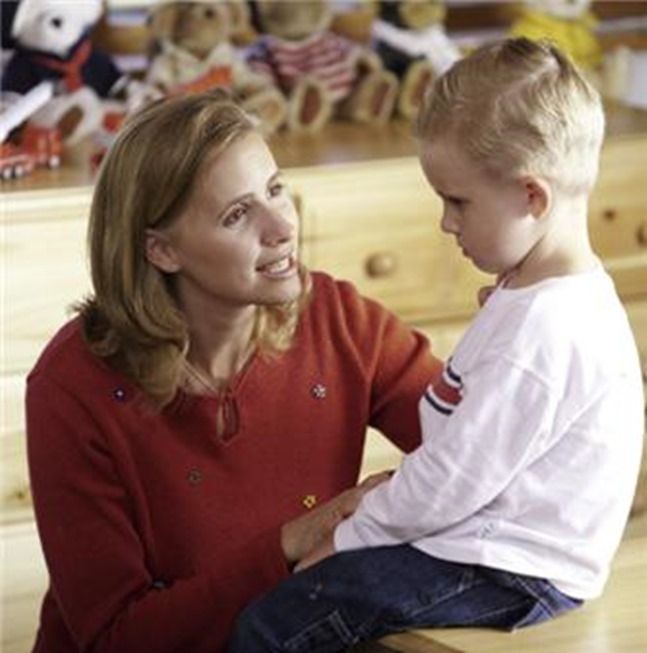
[398,59,436,120]
[30,88,104,145]
[240,88,288,135]
[343,69,398,124]
[286,77,333,133]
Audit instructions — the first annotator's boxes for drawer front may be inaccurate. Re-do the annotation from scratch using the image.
[0,522,47,653]
[1,375,33,525]
[359,428,404,480]
[4,216,91,375]
[590,137,647,298]
[289,160,489,323]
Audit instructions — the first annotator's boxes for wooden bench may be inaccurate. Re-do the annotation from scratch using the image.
[379,532,647,653]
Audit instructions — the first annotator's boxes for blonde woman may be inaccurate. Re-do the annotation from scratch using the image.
[229,38,644,652]
[25,91,442,653]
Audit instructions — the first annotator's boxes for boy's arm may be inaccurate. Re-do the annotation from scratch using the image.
[335,356,558,551]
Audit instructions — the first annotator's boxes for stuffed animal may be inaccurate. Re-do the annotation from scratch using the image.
[1,0,157,144]
[146,0,287,134]
[373,0,461,120]
[247,0,399,132]
[509,0,603,71]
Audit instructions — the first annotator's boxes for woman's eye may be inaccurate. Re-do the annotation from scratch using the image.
[223,206,247,227]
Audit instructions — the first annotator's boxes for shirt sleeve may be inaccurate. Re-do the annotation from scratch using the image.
[26,372,290,653]
[336,355,558,550]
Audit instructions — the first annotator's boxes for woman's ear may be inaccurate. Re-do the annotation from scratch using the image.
[522,176,552,220]
[145,228,181,273]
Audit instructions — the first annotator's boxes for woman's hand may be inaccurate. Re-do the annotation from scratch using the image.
[280,471,391,566]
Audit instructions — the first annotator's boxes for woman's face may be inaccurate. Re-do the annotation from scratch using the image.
[147,132,301,315]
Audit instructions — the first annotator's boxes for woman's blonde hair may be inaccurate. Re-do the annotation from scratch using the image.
[79,90,309,407]
[416,37,605,194]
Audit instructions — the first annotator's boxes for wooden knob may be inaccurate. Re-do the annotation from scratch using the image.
[636,223,647,247]
[11,485,32,505]
[365,252,397,278]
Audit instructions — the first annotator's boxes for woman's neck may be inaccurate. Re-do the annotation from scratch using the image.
[184,304,257,389]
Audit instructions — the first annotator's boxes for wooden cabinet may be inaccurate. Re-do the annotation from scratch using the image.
[1,120,646,653]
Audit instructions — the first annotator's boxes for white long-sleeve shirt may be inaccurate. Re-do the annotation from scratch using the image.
[336,266,644,599]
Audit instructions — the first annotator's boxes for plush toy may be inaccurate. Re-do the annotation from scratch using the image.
[509,0,603,71]
[247,0,399,132]
[146,0,287,134]
[1,0,156,144]
[373,0,461,120]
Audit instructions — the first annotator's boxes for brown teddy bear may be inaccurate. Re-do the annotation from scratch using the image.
[247,0,399,132]
[374,0,461,120]
[146,0,286,134]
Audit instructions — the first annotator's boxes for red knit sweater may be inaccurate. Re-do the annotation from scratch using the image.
[26,273,442,653]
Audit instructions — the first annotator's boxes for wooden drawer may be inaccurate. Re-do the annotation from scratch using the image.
[1,375,33,525]
[0,522,47,653]
[288,159,490,323]
[359,428,404,480]
[3,189,92,375]
[590,136,647,299]
[626,299,647,359]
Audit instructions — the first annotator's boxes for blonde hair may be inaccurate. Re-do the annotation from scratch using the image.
[79,90,309,408]
[416,37,605,194]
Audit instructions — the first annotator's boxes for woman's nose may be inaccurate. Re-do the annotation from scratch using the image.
[262,207,295,246]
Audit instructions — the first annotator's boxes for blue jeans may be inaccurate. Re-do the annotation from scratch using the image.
[228,544,582,653]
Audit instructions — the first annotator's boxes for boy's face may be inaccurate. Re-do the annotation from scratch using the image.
[419,139,542,277]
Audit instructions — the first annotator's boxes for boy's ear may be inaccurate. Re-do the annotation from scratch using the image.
[145,228,181,273]
[522,176,551,219]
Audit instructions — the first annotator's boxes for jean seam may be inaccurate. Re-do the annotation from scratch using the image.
[283,609,357,652]
[400,569,487,622]
[514,576,557,617]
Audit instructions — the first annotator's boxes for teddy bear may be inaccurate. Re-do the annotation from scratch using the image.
[509,0,603,72]
[247,0,399,132]
[372,0,461,120]
[1,0,157,144]
[146,0,287,135]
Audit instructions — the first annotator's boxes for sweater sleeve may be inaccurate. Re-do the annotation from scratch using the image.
[333,280,443,454]
[336,356,557,550]
[26,372,289,653]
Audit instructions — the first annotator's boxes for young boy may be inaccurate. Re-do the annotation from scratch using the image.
[228,37,645,652]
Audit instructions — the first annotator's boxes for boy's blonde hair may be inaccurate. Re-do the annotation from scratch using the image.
[416,37,605,195]
[79,90,309,408]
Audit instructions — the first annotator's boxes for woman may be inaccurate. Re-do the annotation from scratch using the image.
[26,90,442,653]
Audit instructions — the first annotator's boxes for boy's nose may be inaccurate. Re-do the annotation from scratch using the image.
[440,210,459,235]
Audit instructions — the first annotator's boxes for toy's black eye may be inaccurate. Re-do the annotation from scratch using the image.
[204,8,215,19]
[51,17,63,29]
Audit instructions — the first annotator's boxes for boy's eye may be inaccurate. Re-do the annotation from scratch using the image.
[447,197,467,207]
[269,182,285,197]
[223,205,248,227]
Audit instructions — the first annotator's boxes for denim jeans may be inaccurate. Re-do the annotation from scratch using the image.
[228,544,582,653]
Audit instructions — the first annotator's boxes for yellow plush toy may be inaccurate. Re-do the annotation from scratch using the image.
[510,0,602,70]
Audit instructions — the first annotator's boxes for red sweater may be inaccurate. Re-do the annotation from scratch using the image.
[26,273,442,653]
